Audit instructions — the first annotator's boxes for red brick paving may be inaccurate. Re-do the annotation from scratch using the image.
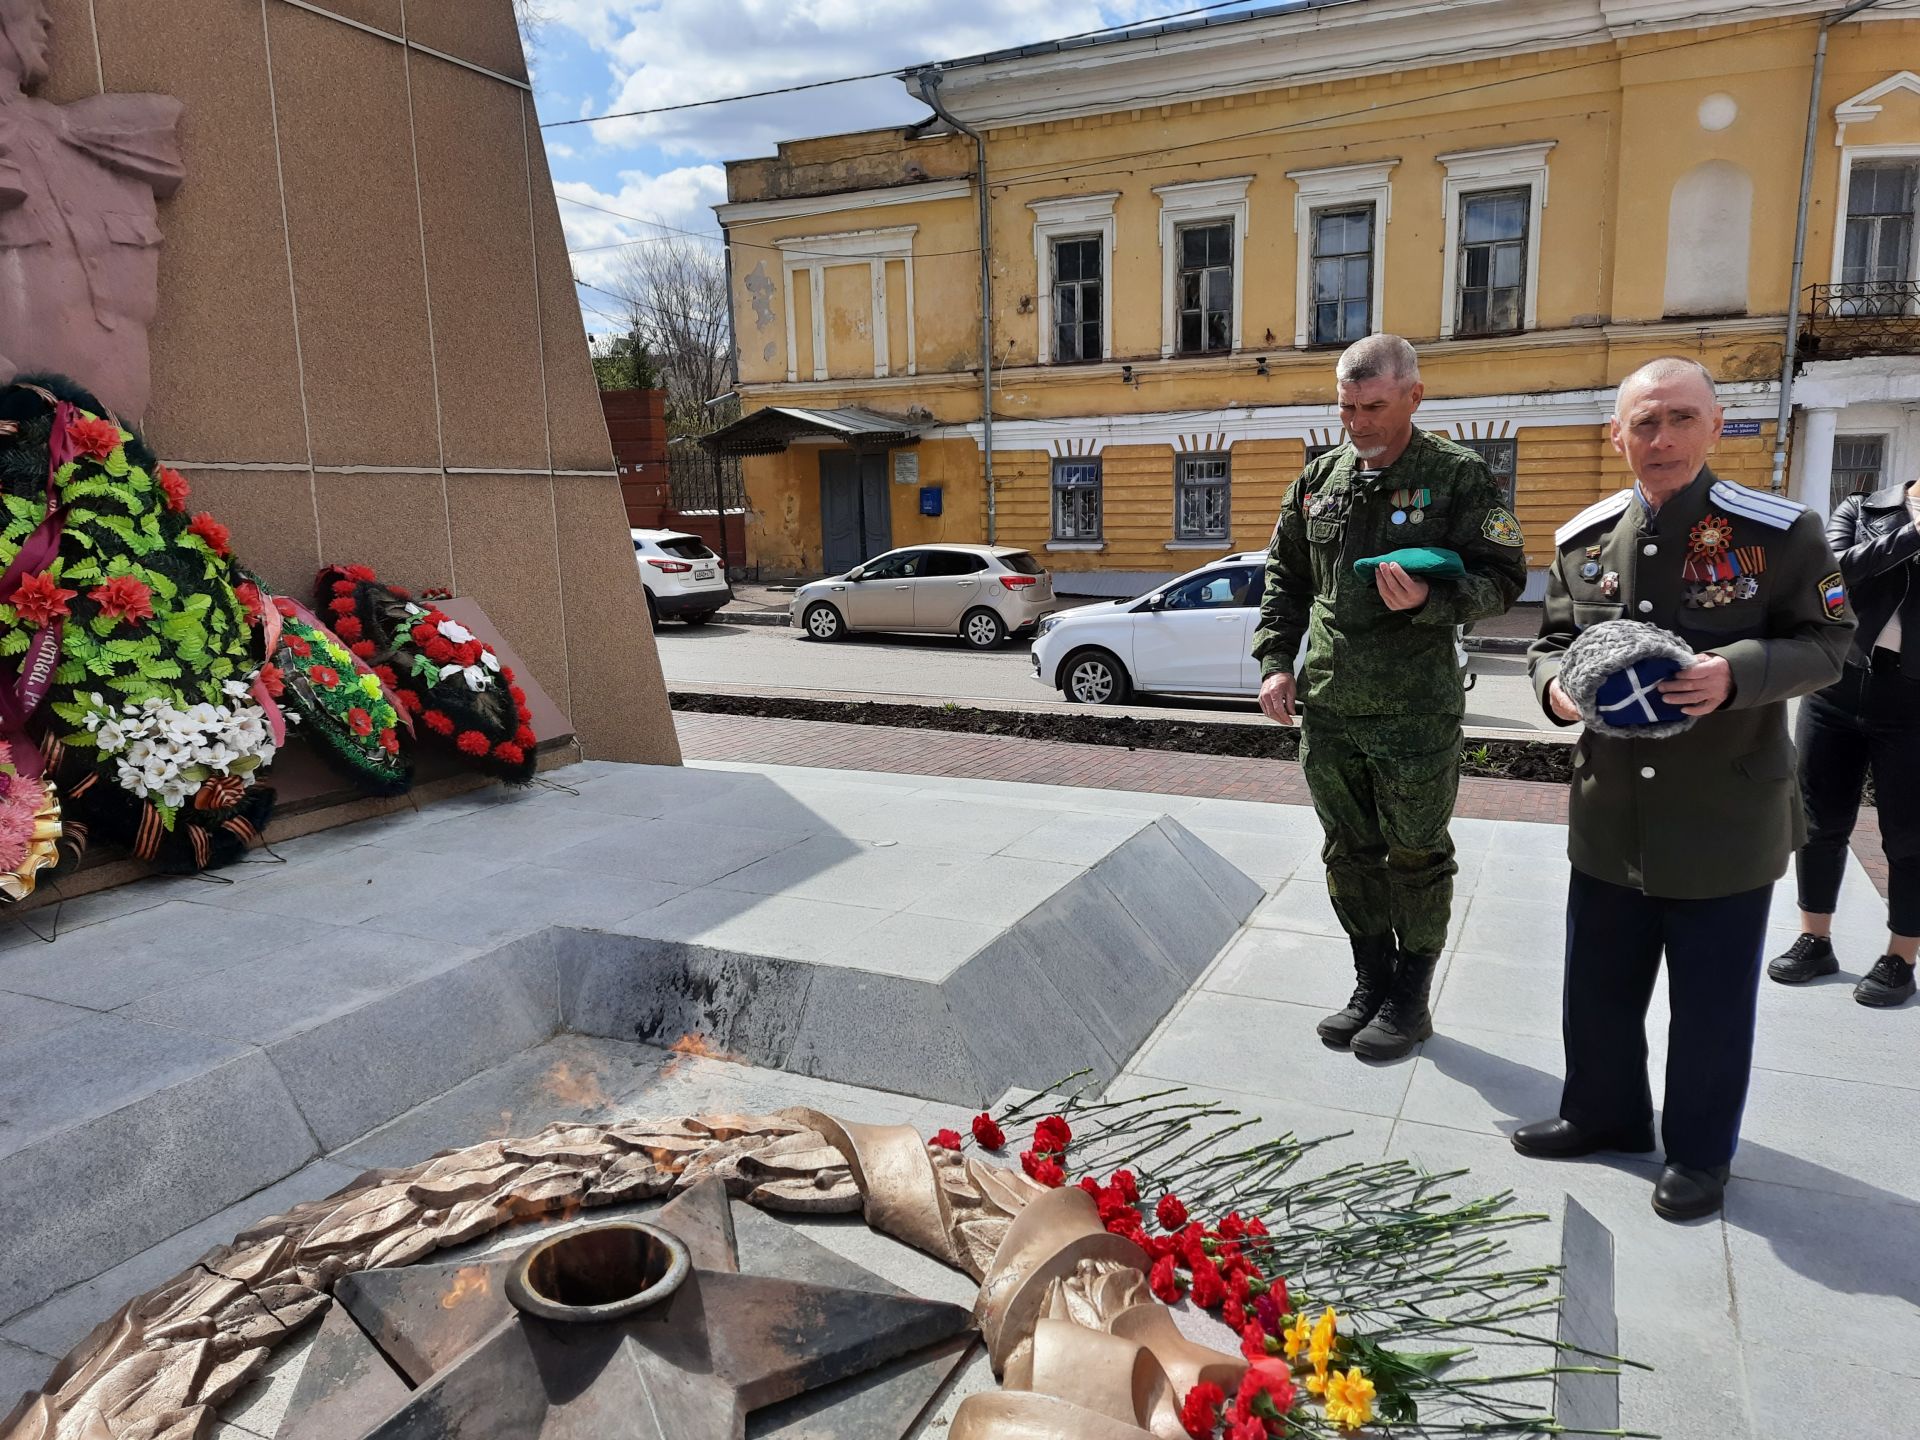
[676,711,1892,902]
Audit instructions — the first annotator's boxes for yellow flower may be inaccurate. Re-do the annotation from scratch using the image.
[1323,1366,1376,1430]
[1283,1313,1313,1362]
[361,673,383,699]
[1305,1371,1328,1397]
[1309,1306,1338,1374]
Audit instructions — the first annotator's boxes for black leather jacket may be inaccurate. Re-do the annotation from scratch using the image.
[1829,482,1920,678]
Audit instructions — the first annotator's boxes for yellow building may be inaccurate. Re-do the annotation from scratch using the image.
[709,0,1920,597]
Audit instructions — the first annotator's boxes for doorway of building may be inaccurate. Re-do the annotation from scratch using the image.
[819,451,893,574]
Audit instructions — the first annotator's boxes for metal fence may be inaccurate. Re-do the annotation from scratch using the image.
[1801,281,1920,360]
[667,441,746,514]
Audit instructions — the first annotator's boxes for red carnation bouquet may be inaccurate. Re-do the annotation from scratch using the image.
[314,566,536,783]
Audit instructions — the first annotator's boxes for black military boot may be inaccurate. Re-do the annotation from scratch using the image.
[1317,936,1396,1049]
[1768,932,1837,985]
[1351,951,1439,1061]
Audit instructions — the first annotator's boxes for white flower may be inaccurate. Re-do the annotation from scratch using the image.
[459,665,490,691]
[94,720,126,753]
[116,759,149,796]
[480,651,501,673]
[124,739,155,768]
[404,603,425,617]
[436,619,474,644]
[222,679,252,700]
[157,776,193,808]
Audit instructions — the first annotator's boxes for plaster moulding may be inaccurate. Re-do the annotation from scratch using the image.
[1437,142,1556,340]
[1288,159,1398,349]
[916,1,1843,130]
[1153,175,1253,359]
[1833,70,1920,147]
[1028,192,1120,365]
[716,178,972,226]
[777,227,918,383]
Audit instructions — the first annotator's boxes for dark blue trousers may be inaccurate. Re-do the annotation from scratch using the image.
[1560,868,1773,1169]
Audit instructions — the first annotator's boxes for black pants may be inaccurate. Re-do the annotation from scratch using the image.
[1794,652,1920,937]
[1560,869,1772,1169]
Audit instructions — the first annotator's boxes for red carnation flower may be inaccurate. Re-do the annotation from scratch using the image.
[424,636,455,663]
[929,1129,963,1151]
[347,707,373,737]
[273,596,298,617]
[1150,1254,1185,1305]
[187,512,231,557]
[1241,1322,1278,1363]
[258,662,285,698]
[349,640,375,659]
[1189,1256,1226,1310]
[515,724,537,747]
[9,571,76,628]
[970,1113,1005,1150]
[509,684,527,706]
[397,690,423,715]
[379,728,400,755]
[1019,1150,1065,1188]
[309,665,340,689]
[233,581,263,625]
[328,596,356,615]
[1156,1195,1189,1232]
[423,709,454,735]
[1033,1114,1072,1157]
[331,579,355,596]
[157,466,191,511]
[66,415,121,460]
[344,564,377,582]
[1235,1359,1297,1426]
[1179,1384,1223,1440]
[1226,1419,1264,1440]
[333,615,362,641]
[411,623,436,645]
[88,575,155,624]
[493,741,525,765]
[455,729,490,757]
[516,705,533,725]
[286,634,312,659]
[1245,1216,1268,1239]
[1111,1169,1140,1204]
[374,665,398,686]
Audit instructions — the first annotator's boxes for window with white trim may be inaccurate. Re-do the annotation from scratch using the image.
[1289,160,1395,350]
[1153,176,1252,358]
[1438,143,1553,340]
[1028,192,1117,364]
[1051,459,1103,541]
[1175,454,1231,541]
[1841,162,1917,314]
[1831,434,1887,510]
[1461,437,1518,509]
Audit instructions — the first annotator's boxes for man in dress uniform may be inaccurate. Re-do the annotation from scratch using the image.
[1254,335,1527,1061]
[1519,358,1854,1220]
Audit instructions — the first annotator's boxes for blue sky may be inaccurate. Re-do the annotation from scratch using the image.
[524,1,1271,336]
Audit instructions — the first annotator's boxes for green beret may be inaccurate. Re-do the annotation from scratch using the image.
[1351,547,1467,581]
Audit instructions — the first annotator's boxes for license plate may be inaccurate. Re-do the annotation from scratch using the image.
[693,568,714,580]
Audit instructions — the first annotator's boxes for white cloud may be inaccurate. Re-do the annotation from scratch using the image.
[555,165,730,299]
[542,0,1142,161]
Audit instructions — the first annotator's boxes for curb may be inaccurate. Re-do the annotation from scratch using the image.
[713,609,790,626]
[712,610,1533,649]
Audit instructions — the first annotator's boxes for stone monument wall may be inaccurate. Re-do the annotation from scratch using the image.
[29,0,679,764]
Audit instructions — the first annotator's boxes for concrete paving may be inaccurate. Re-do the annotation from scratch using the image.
[2,758,1913,1440]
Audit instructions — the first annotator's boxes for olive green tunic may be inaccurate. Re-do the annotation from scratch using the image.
[1529,469,1855,900]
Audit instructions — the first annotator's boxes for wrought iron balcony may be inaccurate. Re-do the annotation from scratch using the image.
[1799,281,1920,361]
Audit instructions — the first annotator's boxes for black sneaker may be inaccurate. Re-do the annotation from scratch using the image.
[1768,933,1838,985]
[1855,955,1917,1008]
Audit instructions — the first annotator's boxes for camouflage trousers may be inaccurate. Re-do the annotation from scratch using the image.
[1299,709,1462,957]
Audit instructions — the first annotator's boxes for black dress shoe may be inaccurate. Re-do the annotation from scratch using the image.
[1855,955,1917,1008]
[1768,932,1838,985]
[1653,1163,1730,1221]
[1511,1117,1656,1159]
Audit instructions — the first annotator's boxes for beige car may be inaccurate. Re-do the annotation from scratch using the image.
[791,544,1059,648]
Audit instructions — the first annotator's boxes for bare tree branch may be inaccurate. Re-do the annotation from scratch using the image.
[610,237,736,436]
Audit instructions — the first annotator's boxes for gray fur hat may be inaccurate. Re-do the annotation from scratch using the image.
[1557,620,1699,740]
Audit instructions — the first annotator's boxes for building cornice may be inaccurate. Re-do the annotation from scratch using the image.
[909,1,1858,131]
[716,178,972,227]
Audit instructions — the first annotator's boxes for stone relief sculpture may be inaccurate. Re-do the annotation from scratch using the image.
[0,0,183,424]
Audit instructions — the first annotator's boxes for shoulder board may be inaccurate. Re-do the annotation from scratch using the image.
[1554,490,1633,546]
[1711,480,1805,531]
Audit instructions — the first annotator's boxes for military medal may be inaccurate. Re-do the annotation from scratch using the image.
[1390,486,1430,526]
[1580,560,1601,581]
[1600,571,1619,599]
[1390,509,1407,526]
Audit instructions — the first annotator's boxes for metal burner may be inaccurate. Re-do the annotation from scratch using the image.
[504,1221,690,1323]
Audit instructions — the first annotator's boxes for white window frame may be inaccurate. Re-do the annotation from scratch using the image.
[1029,192,1118,365]
[1438,143,1554,340]
[1153,176,1253,359]
[776,226,917,382]
[1829,142,1920,294]
[1289,160,1395,349]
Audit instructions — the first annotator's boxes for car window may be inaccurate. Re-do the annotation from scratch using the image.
[657,537,715,560]
[1162,565,1260,611]
[999,551,1043,576]
[922,551,986,577]
[860,552,921,580]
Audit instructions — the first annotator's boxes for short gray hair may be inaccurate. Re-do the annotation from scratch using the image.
[1335,334,1420,386]
[1614,358,1718,418]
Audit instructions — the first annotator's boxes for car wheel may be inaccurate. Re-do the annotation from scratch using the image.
[645,592,659,630]
[683,611,713,627]
[802,602,844,641]
[1061,648,1131,705]
[960,608,1006,649]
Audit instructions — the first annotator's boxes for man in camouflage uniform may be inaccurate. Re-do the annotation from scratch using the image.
[1519,358,1853,1221]
[1254,336,1528,1060]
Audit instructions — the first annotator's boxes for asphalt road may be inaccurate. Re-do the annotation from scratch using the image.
[653,620,1557,732]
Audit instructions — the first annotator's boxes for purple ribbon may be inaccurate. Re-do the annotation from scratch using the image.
[0,400,80,781]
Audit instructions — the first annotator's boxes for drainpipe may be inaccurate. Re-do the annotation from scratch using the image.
[1773,0,1883,493]
[917,67,997,543]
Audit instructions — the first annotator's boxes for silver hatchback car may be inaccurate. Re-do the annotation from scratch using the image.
[792,544,1058,648]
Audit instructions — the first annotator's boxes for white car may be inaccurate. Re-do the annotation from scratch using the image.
[633,528,732,627]
[1030,553,1473,704]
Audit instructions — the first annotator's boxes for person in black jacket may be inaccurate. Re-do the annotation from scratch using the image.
[1771,477,1920,1006]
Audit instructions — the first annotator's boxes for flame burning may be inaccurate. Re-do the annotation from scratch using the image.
[542,1062,610,1111]
[440,1267,489,1310]
[660,1031,738,1079]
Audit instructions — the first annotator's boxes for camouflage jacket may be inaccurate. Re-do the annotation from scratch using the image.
[1253,428,1528,717]
[1529,468,1853,899]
